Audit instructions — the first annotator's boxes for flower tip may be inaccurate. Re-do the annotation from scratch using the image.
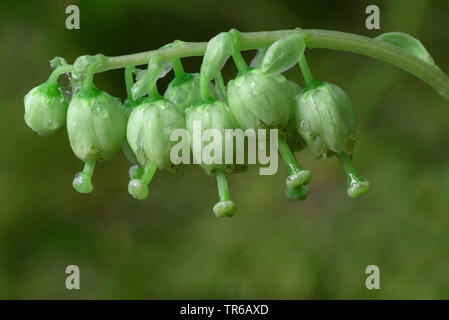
[128,179,149,200]
[129,165,144,180]
[24,85,68,136]
[347,180,370,198]
[213,201,237,218]
[286,170,312,189]
[73,172,93,194]
[285,185,309,201]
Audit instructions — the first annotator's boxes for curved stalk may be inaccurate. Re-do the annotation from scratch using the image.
[124,67,134,97]
[82,59,102,90]
[172,58,187,79]
[61,29,449,102]
[303,29,449,101]
[46,65,73,85]
[298,54,315,86]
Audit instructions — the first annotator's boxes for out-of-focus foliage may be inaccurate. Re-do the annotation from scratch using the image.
[0,0,449,299]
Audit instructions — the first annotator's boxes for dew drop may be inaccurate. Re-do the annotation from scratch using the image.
[95,105,108,118]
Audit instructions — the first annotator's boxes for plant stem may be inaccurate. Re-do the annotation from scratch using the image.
[148,84,161,100]
[303,29,449,101]
[336,152,369,197]
[47,65,73,85]
[229,30,249,73]
[66,29,448,102]
[83,159,96,177]
[124,66,134,98]
[215,169,231,202]
[298,53,315,86]
[278,137,301,174]
[83,59,102,90]
[336,152,358,175]
[172,57,187,79]
[199,77,211,101]
[232,51,249,73]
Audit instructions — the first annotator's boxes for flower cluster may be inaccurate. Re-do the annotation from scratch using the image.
[24,29,441,217]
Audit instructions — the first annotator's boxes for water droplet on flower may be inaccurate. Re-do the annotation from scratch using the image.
[95,105,108,118]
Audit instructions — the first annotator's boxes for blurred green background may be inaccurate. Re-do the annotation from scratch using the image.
[1,0,449,299]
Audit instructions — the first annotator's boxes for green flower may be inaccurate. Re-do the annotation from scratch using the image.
[67,86,126,193]
[295,81,369,197]
[226,30,312,193]
[127,98,185,169]
[185,31,242,217]
[164,73,217,112]
[227,68,311,191]
[227,68,293,131]
[185,100,243,175]
[24,83,68,136]
[68,87,126,161]
[126,98,185,200]
[295,82,356,159]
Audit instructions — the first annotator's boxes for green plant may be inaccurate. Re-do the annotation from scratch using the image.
[24,28,449,217]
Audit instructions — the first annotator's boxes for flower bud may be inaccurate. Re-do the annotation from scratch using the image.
[126,98,185,170]
[67,87,126,161]
[376,32,437,66]
[228,69,311,192]
[164,73,217,112]
[201,32,234,83]
[227,68,293,131]
[261,32,305,75]
[24,83,68,136]
[295,82,356,159]
[185,100,243,175]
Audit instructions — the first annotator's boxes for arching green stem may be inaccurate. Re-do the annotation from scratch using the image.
[46,65,73,86]
[213,168,237,218]
[91,29,449,102]
[278,137,312,188]
[230,30,249,74]
[336,152,370,198]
